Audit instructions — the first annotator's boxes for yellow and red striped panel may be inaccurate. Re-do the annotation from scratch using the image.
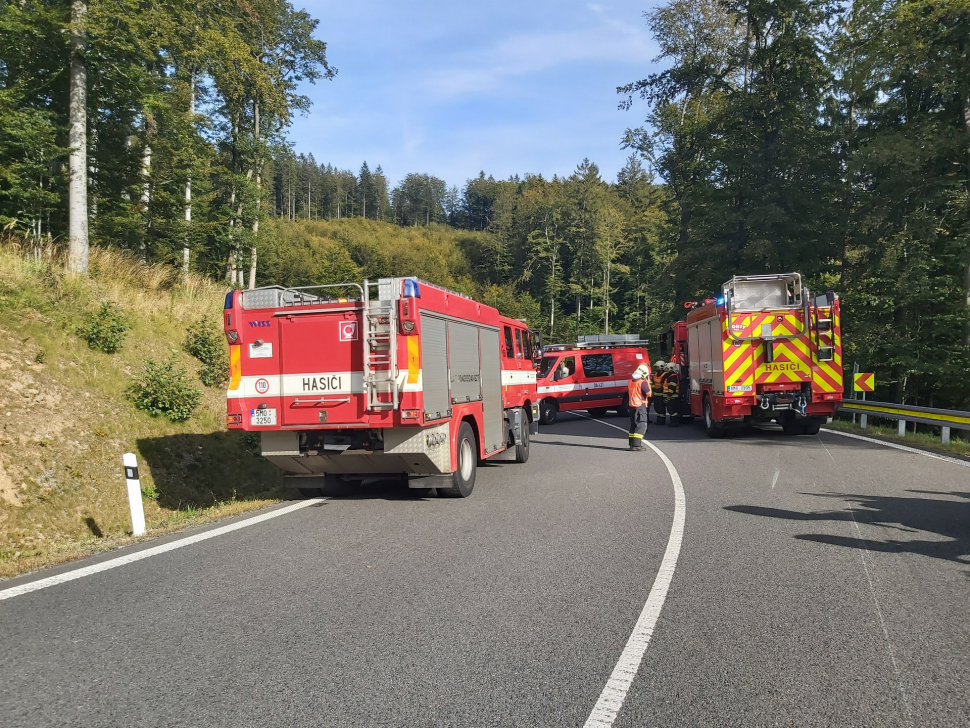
[739,312,812,384]
[811,307,843,394]
[722,316,755,394]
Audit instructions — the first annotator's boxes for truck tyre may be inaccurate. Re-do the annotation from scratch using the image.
[780,413,806,436]
[703,395,726,439]
[587,407,609,418]
[803,419,822,435]
[514,411,530,463]
[539,398,558,425]
[439,421,477,498]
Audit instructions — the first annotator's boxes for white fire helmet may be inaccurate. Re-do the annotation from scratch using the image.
[654,359,665,369]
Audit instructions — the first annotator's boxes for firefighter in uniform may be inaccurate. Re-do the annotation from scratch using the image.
[664,362,681,427]
[650,360,667,424]
[628,364,652,451]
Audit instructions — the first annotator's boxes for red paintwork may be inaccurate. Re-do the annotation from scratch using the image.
[225,282,537,472]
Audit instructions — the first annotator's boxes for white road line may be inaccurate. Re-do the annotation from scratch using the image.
[820,428,970,469]
[567,413,686,728]
[0,499,324,602]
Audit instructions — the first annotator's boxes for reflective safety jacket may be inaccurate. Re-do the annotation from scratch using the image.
[664,373,680,398]
[628,378,651,408]
[652,371,668,397]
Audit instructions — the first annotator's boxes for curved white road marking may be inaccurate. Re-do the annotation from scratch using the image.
[567,413,686,728]
[0,499,324,602]
[821,428,970,469]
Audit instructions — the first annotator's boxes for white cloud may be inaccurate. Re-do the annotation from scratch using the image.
[425,9,656,99]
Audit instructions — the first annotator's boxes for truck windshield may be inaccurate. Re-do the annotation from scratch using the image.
[537,356,558,380]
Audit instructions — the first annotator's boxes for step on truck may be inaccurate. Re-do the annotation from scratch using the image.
[224,277,539,497]
[659,273,843,437]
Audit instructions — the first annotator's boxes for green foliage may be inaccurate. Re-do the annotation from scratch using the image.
[127,356,202,422]
[77,302,130,354]
[184,318,229,387]
[620,0,970,409]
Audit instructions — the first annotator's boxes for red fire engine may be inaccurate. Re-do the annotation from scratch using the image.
[659,273,843,436]
[536,335,651,424]
[224,277,539,498]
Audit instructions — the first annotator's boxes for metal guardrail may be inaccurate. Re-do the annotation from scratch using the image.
[839,399,970,444]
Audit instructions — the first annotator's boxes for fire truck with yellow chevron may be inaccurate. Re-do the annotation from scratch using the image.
[658,273,843,437]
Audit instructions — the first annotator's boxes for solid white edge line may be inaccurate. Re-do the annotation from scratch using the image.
[820,428,970,469]
[567,413,686,728]
[0,499,325,602]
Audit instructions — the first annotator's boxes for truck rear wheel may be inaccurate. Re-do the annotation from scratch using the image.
[439,421,477,498]
[515,413,530,463]
[539,398,558,425]
[703,395,726,439]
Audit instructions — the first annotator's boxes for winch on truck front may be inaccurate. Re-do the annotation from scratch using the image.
[224,277,540,498]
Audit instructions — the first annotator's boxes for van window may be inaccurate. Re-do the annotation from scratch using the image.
[504,326,515,358]
[581,353,614,378]
[514,329,524,358]
[554,356,576,381]
[538,356,557,379]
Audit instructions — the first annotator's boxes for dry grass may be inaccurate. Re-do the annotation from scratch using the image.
[0,238,283,579]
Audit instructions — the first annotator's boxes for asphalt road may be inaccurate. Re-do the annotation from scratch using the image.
[0,415,968,727]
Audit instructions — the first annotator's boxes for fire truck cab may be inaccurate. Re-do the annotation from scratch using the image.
[660,273,843,437]
[224,277,539,498]
[536,335,651,424]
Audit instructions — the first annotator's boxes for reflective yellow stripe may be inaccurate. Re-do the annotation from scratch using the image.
[841,402,970,426]
[228,345,242,390]
[630,433,644,438]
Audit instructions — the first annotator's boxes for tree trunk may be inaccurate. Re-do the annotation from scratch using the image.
[604,263,611,334]
[67,0,89,274]
[183,70,194,276]
[249,100,260,290]
[962,93,970,346]
[226,248,236,283]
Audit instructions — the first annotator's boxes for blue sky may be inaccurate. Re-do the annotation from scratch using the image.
[288,0,663,190]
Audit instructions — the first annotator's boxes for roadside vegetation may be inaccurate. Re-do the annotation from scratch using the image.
[0,240,281,577]
[827,417,970,461]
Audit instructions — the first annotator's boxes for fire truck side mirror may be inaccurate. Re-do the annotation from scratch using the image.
[658,333,669,358]
[398,298,419,335]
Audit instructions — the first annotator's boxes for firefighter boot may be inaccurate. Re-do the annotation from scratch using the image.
[628,435,643,451]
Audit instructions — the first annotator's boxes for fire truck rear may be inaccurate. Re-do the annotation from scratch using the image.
[224,277,539,497]
[659,273,843,436]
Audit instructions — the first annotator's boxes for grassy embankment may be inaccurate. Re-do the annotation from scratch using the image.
[826,416,970,460]
[0,242,282,578]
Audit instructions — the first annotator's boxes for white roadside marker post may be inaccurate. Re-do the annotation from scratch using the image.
[123,453,146,537]
[898,419,906,437]
[942,426,951,445]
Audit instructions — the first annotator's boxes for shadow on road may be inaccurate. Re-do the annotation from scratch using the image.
[136,431,282,511]
[725,491,970,565]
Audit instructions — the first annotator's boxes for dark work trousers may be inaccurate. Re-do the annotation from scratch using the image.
[652,396,667,424]
[665,396,680,426]
[628,404,649,449]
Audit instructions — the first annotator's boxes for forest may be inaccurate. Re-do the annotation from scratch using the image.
[0,0,968,408]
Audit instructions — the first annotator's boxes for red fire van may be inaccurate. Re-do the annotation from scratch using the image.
[536,335,651,424]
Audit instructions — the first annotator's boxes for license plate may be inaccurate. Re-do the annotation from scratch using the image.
[250,408,277,426]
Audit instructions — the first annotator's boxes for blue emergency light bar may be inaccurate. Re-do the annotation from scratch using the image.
[403,278,422,298]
